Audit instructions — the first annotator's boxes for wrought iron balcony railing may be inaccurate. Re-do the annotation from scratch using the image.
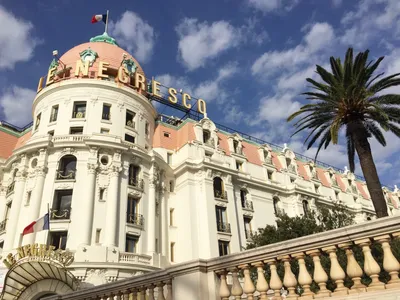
[288,164,297,174]
[128,177,144,190]
[233,147,244,155]
[102,113,111,120]
[6,182,14,196]
[241,200,254,211]
[55,170,76,180]
[127,213,144,227]
[0,219,7,233]
[204,137,215,147]
[50,208,71,220]
[264,156,273,165]
[72,111,86,118]
[214,190,228,200]
[126,120,136,129]
[217,222,231,233]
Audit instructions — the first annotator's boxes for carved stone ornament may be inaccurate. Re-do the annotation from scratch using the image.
[64,97,71,106]
[97,173,110,188]
[85,269,107,286]
[122,57,138,75]
[206,169,213,179]
[117,100,125,111]
[87,163,98,174]
[128,189,141,198]
[215,201,227,207]
[79,47,98,66]
[55,182,74,190]
[61,147,76,156]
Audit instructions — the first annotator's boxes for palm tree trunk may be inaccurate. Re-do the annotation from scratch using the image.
[350,121,388,218]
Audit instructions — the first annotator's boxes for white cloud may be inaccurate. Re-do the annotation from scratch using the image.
[176,18,240,71]
[248,0,300,12]
[332,0,342,7]
[0,5,40,70]
[257,93,301,123]
[109,11,155,64]
[0,86,36,126]
[251,22,334,77]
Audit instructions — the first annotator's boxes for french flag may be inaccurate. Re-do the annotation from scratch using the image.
[22,213,50,236]
[91,14,107,24]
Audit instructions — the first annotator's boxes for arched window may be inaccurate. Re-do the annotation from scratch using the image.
[203,130,211,144]
[273,197,280,215]
[213,177,226,199]
[128,164,141,188]
[302,200,310,216]
[6,169,17,195]
[56,155,76,180]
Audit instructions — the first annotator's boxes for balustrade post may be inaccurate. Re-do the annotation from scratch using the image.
[292,253,313,299]
[217,271,231,300]
[115,292,122,300]
[322,246,348,295]
[165,281,172,300]
[374,235,400,288]
[252,262,269,299]
[131,289,138,300]
[239,264,256,300]
[148,285,155,300]
[355,239,385,290]
[307,250,330,298]
[157,283,166,300]
[123,290,131,300]
[338,243,366,293]
[265,259,283,300]
[279,255,298,299]
[231,268,243,300]
[137,288,145,300]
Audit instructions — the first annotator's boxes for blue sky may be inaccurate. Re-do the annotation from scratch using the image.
[0,0,400,188]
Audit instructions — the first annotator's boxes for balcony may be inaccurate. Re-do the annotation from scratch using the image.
[264,156,273,165]
[214,190,228,201]
[241,199,254,211]
[50,208,71,220]
[288,164,297,174]
[217,222,231,233]
[55,170,76,180]
[6,182,14,196]
[204,137,215,148]
[127,213,144,228]
[126,120,136,129]
[128,177,144,190]
[102,113,111,121]
[0,219,7,233]
[233,147,244,155]
[119,252,151,265]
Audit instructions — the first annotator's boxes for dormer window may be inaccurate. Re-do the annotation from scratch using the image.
[233,140,239,153]
[330,173,338,186]
[203,130,211,144]
[263,150,272,164]
[310,166,318,179]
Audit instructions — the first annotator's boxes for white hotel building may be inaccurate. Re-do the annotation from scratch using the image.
[0,34,399,299]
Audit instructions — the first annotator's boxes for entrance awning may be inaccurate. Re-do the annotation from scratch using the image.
[1,257,79,300]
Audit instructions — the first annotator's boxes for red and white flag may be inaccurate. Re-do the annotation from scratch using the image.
[91,14,107,24]
[22,213,50,235]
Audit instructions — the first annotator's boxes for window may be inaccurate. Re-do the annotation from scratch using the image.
[244,217,252,239]
[125,134,135,143]
[302,200,310,216]
[0,241,4,250]
[218,240,229,256]
[215,206,229,232]
[48,130,54,137]
[99,188,106,201]
[145,122,150,137]
[102,104,111,120]
[95,229,101,244]
[273,197,280,215]
[213,177,225,199]
[51,190,72,220]
[167,153,172,165]
[170,242,175,262]
[125,235,138,253]
[70,127,83,135]
[35,113,41,130]
[4,202,11,221]
[335,191,340,200]
[126,110,135,128]
[50,231,68,250]
[164,132,171,138]
[314,184,320,194]
[240,189,247,208]
[127,196,139,217]
[203,130,211,144]
[236,161,243,171]
[233,140,239,153]
[50,105,59,122]
[170,208,174,226]
[72,101,86,118]
[267,170,273,180]
[128,165,140,186]
[169,180,174,192]
[100,128,110,134]
[57,155,77,180]
[290,177,295,183]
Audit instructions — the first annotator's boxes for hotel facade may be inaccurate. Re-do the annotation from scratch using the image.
[0,34,399,299]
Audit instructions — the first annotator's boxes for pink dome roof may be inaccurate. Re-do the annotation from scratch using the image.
[59,41,145,78]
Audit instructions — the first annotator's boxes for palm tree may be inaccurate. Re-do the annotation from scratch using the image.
[287,48,400,218]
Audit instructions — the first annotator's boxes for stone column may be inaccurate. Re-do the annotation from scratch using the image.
[25,166,47,245]
[104,165,121,247]
[79,163,97,246]
[161,188,168,259]
[147,164,157,254]
[5,168,27,250]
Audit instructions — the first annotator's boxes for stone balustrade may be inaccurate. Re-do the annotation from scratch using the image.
[43,216,400,300]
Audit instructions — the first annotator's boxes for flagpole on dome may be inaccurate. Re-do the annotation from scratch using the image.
[105,10,109,34]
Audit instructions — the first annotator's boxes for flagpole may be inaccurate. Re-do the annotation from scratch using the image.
[105,10,109,34]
